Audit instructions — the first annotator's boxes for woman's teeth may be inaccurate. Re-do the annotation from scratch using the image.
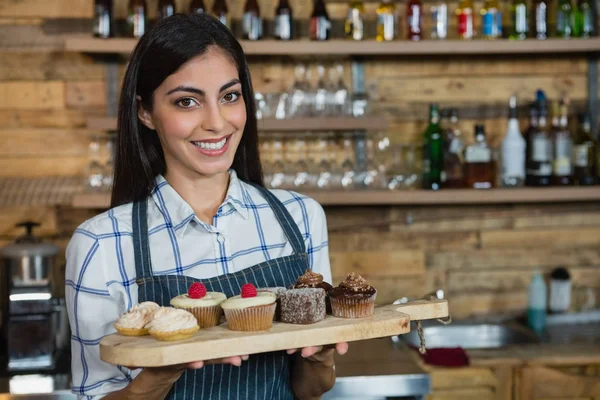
[193,137,227,150]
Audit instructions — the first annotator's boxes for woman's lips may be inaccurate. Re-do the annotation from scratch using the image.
[190,134,232,156]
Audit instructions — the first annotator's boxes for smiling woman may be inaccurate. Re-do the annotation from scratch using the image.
[65,12,346,400]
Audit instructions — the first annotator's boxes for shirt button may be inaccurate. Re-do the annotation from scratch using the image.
[217,234,225,243]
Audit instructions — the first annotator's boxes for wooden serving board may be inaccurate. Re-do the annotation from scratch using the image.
[100,299,448,367]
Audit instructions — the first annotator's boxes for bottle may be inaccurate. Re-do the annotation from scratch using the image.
[526,93,552,186]
[524,102,538,143]
[573,113,597,185]
[310,0,331,40]
[501,96,526,187]
[549,267,572,314]
[158,0,175,19]
[274,0,293,40]
[407,0,423,40]
[464,125,495,189]
[376,0,396,41]
[552,99,573,185]
[212,0,229,27]
[532,0,548,39]
[345,0,365,40]
[481,0,502,39]
[456,0,475,39]
[190,0,206,14]
[94,0,113,38]
[509,0,528,39]
[422,104,444,190]
[243,0,262,40]
[431,0,448,39]
[556,0,573,38]
[574,0,595,37]
[527,270,548,335]
[443,109,465,188]
[127,0,147,38]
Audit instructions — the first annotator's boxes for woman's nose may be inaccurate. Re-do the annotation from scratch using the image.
[201,102,226,133]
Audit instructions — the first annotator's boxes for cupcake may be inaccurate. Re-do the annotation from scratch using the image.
[146,307,199,341]
[292,269,333,313]
[257,287,287,321]
[329,273,377,319]
[170,282,226,328]
[221,284,276,331]
[114,301,160,336]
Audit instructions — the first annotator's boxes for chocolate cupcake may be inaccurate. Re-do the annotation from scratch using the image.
[329,273,377,318]
[292,269,333,313]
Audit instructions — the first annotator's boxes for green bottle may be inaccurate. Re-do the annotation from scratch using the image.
[556,0,573,37]
[573,0,594,37]
[422,104,444,190]
[510,0,528,39]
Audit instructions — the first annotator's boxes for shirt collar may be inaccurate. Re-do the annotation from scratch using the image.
[150,170,249,236]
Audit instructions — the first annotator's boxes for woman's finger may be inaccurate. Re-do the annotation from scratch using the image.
[286,348,298,355]
[301,346,322,358]
[186,361,204,369]
[335,342,349,356]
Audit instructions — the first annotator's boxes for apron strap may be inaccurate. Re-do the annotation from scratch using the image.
[132,199,153,279]
[249,183,306,254]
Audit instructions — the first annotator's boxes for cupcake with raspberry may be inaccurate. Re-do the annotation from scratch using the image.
[329,273,377,319]
[221,283,276,331]
[170,282,226,328]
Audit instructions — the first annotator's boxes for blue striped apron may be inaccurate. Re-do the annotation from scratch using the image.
[131,184,308,399]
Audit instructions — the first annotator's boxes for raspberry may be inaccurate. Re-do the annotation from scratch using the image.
[241,283,257,298]
[188,282,207,299]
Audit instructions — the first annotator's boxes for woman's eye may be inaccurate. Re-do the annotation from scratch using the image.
[222,92,240,103]
[176,98,197,108]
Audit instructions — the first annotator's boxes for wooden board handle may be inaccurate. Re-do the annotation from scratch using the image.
[394,299,449,321]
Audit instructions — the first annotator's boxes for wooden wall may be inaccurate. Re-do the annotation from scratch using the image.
[0,0,599,319]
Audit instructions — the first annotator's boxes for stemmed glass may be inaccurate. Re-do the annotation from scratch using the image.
[85,135,105,191]
[339,135,356,190]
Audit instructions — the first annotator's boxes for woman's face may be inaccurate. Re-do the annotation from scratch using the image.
[138,47,246,180]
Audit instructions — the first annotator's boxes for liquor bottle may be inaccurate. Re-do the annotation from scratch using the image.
[574,0,595,37]
[443,108,465,188]
[422,104,444,190]
[556,0,573,37]
[509,0,528,39]
[464,125,495,189]
[526,99,552,186]
[532,0,548,39]
[158,0,175,19]
[127,0,147,38]
[407,0,423,40]
[345,0,365,40]
[310,0,331,40]
[481,0,502,39]
[573,113,597,185]
[190,0,206,14]
[376,0,396,41]
[456,0,475,39]
[212,0,229,27]
[274,0,293,40]
[552,99,573,185]
[243,0,262,40]
[524,102,538,143]
[94,0,113,38]
[501,96,526,187]
[431,0,448,39]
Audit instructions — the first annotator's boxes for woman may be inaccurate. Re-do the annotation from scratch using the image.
[66,13,347,400]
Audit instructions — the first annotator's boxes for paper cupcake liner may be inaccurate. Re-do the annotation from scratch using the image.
[224,303,276,331]
[330,291,377,319]
[173,305,223,328]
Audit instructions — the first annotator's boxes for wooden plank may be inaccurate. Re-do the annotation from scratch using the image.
[0,109,88,128]
[330,250,426,278]
[329,230,479,251]
[493,366,514,400]
[0,52,104,81]
[0,207,58,238]
[63,36,600,55]
[427,389,495,400]
[0,129,104,156]
[449,292,528,319]
[0,158,87,177]
[0,17,43,25]
[0,0,93,18]
[426,367,497,390]
[66,81,106,108]
[0,25,63,52]
[0,81,64,109]
[481,227,600,249]
[522,366,600,398]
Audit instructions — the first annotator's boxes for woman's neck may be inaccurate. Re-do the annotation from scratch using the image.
[164,170,230,225]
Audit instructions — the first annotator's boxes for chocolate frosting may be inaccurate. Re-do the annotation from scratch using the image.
[330,272,376,298]
[292,269,333,292]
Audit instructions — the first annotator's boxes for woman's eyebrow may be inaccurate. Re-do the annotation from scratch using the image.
[220,79,241,92]
[166,86,205,96]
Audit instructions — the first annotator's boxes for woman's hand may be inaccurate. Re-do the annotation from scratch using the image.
[286,343,349,361]
[289,343,347,399]
[184,354,249,369]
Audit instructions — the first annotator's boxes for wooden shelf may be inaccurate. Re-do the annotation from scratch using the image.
[72,187,600,209]
[64,36,600,56]
[87,116,387,132]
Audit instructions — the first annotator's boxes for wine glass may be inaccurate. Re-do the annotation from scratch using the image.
[84,135,104,191]
[339,135,356,190]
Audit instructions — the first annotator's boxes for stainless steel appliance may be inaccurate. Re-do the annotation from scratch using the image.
[1,222,60,372]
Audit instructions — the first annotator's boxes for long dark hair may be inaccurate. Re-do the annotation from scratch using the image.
[111,13,263,208]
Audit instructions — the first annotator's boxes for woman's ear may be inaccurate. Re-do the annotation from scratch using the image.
[137,95,156,130]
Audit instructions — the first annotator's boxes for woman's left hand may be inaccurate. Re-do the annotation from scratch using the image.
[286,342,349,361]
